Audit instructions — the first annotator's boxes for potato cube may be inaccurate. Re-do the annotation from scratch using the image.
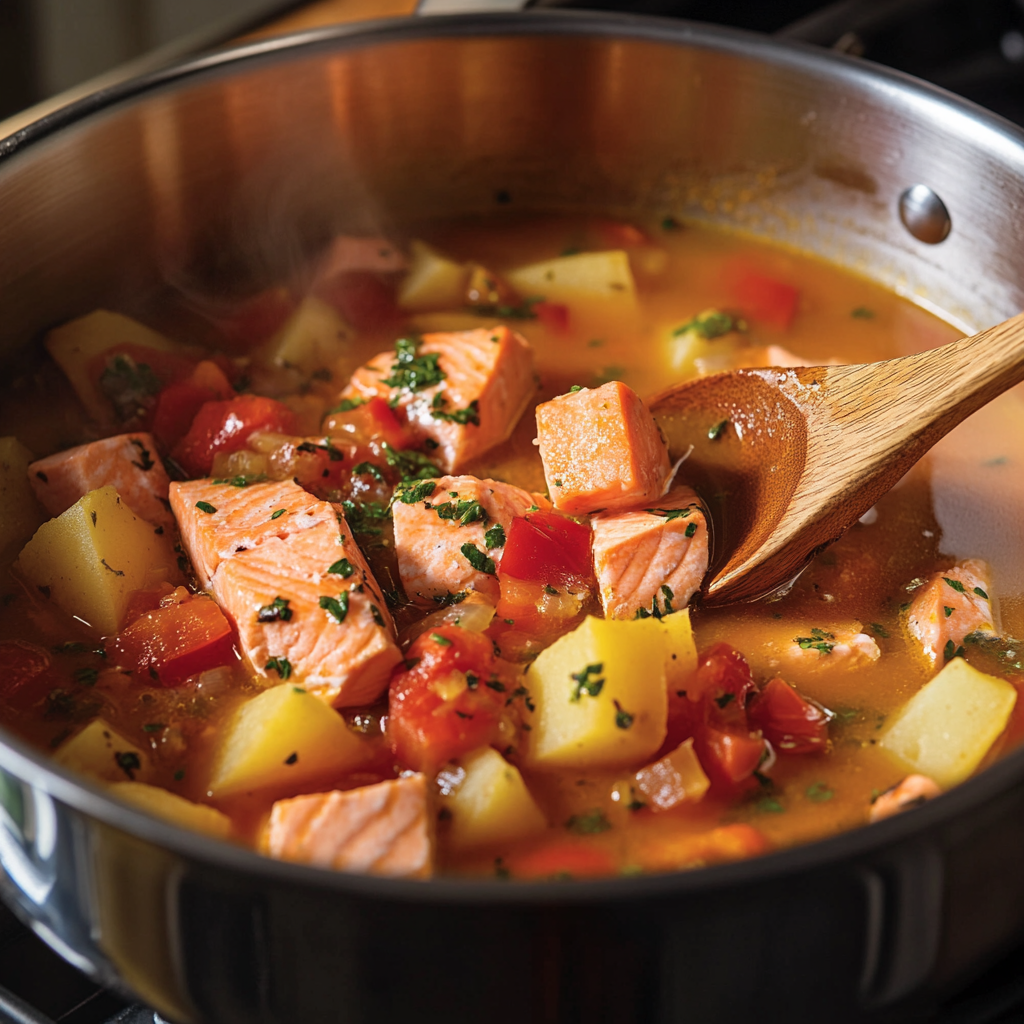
[660,609,698,690]
[439,747,547,850]
[108,782,231,839]
[16,485,177,636]
[0,436,43,557]
[667,309,743,377]
[54,719,152,783]
[880,658,1017,788]
[634,738,709,811]
[45,310,191,424]
[397,241,469,311]
[505,250,636,311]
[207,684,370,800]
[522,615,668,770]
[261,296,354,376]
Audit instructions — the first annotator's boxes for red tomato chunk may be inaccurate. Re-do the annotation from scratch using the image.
[0,641,58,711]
[110,596,237,687]
[387,626,516,773]
[725,260,800,331]
[171,395,297,477]
[499,510,593,589]
[748,677,831,754]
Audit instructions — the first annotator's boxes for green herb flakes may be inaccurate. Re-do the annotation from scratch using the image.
[794,628,836,655]
[270,508,286,520]
[806,782,834,802]
[328,558,354,577]
[195,501,217,515]
[613,700,634,730]
[565,809,611,835]
[430,632,453,647]
[257,596,293,623]
[461,543,496,574]
[943,577,967,594]
[265,656,293,680]
[394,481,437,505]
[484,525,506,548]
[352,462,385,481]
[672,310,737,340]
[570,663,605,702]
[320,593,350,624]
[381,336,446,392]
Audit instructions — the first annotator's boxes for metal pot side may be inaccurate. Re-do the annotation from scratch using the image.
[3,13,1024,1023]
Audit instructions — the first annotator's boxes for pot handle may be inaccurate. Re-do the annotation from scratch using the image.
[417,0,532,12]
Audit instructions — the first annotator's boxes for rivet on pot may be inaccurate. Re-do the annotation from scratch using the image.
[898,184,952,244]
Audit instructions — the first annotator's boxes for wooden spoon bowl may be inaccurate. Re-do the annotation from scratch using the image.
[650,311,1024,606]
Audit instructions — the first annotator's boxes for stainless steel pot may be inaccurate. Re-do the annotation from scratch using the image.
[3,12,1024,1023]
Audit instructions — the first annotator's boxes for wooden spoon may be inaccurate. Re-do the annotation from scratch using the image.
[649,310,1024,606]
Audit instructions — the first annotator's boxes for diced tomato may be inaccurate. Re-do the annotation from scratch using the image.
[724,261,800,331]
[592,219,649,248]
[316,272,402,331]
[122,584,176,627]
[171,394,297,477]
[505,841,617,880]
[534,301,570,334]
[493,575,587,640]
[214,287,296,353]
[499,510,593,589]
[110,596,236,687]
[0,641,56,710]
[748,677,831,754]
[151,360,235,450]
[696,726,766,789]
[363,397,412,451]
[705,823,771,861]
[387,626,514,772]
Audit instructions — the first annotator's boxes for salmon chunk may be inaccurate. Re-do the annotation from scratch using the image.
[212,521,400,706]
[169,478,339,589]
[869,774,942,822]
[339,327,536,472]
[264,774,433,878]
[392,474,535,604]
[172,478,400,706]
[535,381,671,514]
[763,621,881,674]
[906,559,997,665]
[591,485,708,619]
[314,235,407,281]
[29,433,173,532]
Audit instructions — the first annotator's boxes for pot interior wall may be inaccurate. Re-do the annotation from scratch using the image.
[1,17,1023,364]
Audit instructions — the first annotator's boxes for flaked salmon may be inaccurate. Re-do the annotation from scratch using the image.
[264,773,433,878]
[906,559,997,665]
[172,478,400,706]
[392,474,535,604]
[869,774,942,822]
[212,521,400,706]
[339,327,536,472]
[535,381,671,514]
[169,478,338,589]
[29,433,173,532]
[590,485,708,619]
[764,621,881,674]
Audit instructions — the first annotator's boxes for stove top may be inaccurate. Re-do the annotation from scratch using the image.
[3,1,1024,1022]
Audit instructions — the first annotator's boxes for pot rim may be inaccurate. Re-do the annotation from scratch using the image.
[2,8,1023,903]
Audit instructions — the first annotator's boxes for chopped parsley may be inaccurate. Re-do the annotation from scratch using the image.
[613,700,634,730]
[370,604,385,628]
[173,769,186,782]
[685,522,697,538]
[142,723,165,733]
[466,672,480,690]
[570,663,605,702]
[430,632,453,647]
[645,505,696,522]
[381,336,446,392]
[565,809,611,835]
[212,474,266,487]
[568,385,583,393]
[672,310,738,340]
[352,462,385,481]
[484,525,506,548]
[485,677,506,693]
[467,296,542,319]
[270,508,286,520]
[328,558,355,578]
[974,586,989,600]
[433,590,467,608]
[544,584,558,596]
[115,751,141,780]
[99,354,162,421]
[943,577,967,594]
[393,481,437,506]
[326,396,366,415]
[130,439,155,471]
[384,447,439,481]
[320,593,350,623]
[794,627,836,655]
[851,306,875,319]
[296,440,344,462]
[944,606,955,618]
[340,498,390,536]
[431,395,481,426]
[635,586,674,620]
[73,667,99,687]
[265,656,293,680]
[756,796,785,814]
[461,543,496,574]
[257,596,293,623]
[806,782,834,802]
[869,623,890,639]
[195,501,217,514]
[714,692,735,709]
[944,639,966,661]
[708,419,729,440]
[434,497,489,526]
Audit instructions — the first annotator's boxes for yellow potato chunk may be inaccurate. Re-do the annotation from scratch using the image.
[439,747,547,851]
[0,436,43,557]
[397,240,469,311]
[45,310,192,424]
[660,609,698,690]
[522,615,668,770]
[261,296,354,376]
[54,719,152,783]
[667,309,742,378]
[16,485,177,636]
[880,658,1017,788]
[207,684,370,800]
[108,782,231,839]
[505,250,637,311]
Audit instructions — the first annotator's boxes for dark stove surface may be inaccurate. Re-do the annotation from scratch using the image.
[3,1,1024,1023]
